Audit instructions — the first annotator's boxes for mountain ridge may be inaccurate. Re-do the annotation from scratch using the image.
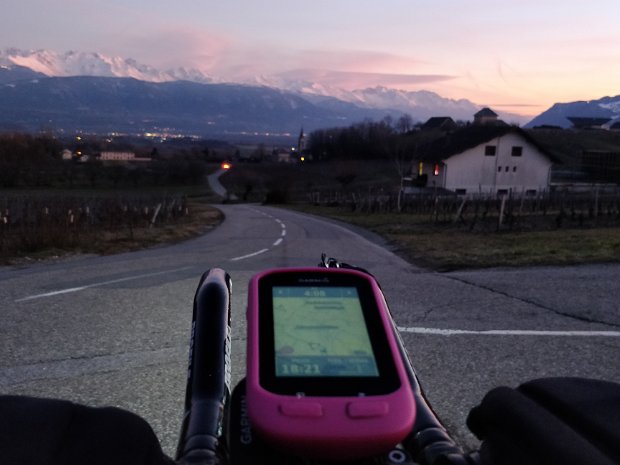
[0,47,525,126]
[0,75,398,137]
[11,47,620,134]
[525,96,620,128]
[0,48,214,84]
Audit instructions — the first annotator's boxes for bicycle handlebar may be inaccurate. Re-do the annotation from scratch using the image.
[1,261,614,465]
[176,263,477,465]
[176,268,232,465]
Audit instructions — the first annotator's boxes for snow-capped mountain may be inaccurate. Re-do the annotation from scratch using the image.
[244,73,486,122]
[524,96,620,128]
[1,47,517,123]
[0,48,213,84]
[0,47,536,136]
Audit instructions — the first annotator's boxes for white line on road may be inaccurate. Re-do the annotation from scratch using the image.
[15,266,194,302]
[230,248,270,261]
[229,207,286,261]
[398,326,620,337]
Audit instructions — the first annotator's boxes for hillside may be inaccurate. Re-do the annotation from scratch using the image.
[525,96,620,128]
[0,76,392,137]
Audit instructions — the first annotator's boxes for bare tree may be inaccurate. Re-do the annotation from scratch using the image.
[387,135,417,212]
[396,114,414,133]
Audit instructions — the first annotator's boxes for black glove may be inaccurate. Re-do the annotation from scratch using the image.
[0,395,175,465]
[467,377,620,465]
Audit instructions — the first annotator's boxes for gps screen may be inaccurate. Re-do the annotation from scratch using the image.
[272,286,380,377]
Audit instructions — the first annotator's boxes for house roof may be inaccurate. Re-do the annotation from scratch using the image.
[421,116,456,130]
[474,107,498,118]
[415,125,561,163]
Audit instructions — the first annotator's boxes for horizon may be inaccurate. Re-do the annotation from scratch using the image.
[2,1,619,118]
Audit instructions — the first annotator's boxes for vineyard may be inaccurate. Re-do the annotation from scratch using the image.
[306,188,620,232]
[0,192,200,262]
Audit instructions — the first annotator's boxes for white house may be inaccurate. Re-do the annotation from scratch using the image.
[414,125,558,195]
[98,151,151,163]
[99,151,137,161]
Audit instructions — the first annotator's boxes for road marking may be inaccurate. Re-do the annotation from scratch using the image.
[230,248,269,261]
[398,327,620,337]
[15,266,194,302]
[230,207,286,261]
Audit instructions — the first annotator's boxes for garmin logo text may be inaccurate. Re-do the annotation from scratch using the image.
[298,277,330,284]
[224,325,231,391]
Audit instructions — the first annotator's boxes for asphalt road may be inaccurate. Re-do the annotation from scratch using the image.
[1,204,619,456]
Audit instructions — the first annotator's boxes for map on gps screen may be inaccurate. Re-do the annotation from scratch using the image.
[272,286,379,377]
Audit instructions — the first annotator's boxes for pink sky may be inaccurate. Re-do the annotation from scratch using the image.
[2,0,619,117]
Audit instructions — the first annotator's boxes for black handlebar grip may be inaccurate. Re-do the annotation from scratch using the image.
[176,269,232,465]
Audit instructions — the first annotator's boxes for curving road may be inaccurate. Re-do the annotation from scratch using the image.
[1,204,619,454]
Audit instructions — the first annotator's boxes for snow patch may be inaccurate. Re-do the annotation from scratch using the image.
[0,48,214,84]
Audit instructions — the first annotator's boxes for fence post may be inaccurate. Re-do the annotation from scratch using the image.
[453,196,467,224]
[150,203,162,228]
[498,194,507,228]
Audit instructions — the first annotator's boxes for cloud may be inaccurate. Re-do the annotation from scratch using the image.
[489,103,542,108]
[201,46,449,90]
[295,49,427,74]
[119,27,231,72]
[275,68,455,90]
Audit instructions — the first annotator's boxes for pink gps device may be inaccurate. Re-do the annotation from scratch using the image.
[246,267,416,460]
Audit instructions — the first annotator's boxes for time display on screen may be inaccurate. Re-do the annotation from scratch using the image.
[272,286,379,377]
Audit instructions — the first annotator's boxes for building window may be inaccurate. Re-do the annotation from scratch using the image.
[455,189,467,195]
[485,145,496,156]
[505,166,509,172]
[512,146,523,157]
[498,166,502,172]
[418,162,424,176]
[434,164,440,176]
[513,166,517,172]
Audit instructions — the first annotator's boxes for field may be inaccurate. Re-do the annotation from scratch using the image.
[220,160,620,270]
[287,204,620,270]
[2,157,620,270]
[0,188,223,265]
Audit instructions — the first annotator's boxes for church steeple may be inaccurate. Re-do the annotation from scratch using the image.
[298,127,306,153]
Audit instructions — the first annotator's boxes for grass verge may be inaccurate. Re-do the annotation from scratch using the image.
[1,197,223,265]
[88,198,224,255]
[286,204,620,270]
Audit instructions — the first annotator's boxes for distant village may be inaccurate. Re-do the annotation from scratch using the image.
[57,107,620,196]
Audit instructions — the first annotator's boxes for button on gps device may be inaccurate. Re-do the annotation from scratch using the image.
[279,401,323,417]
[245,267,416,460]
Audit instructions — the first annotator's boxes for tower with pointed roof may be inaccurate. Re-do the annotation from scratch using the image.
[474,108,499,125]
[298,127,306,153]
